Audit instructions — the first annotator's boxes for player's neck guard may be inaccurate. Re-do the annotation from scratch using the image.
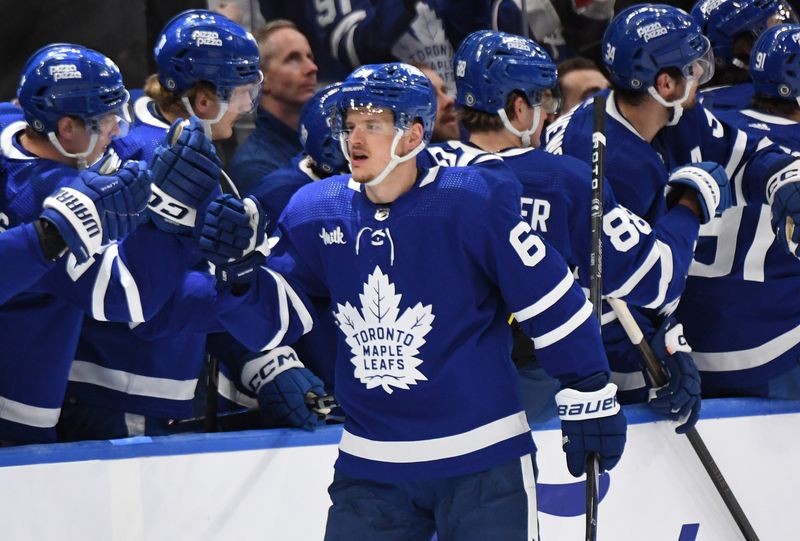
[47,132,99,170]
[498,105,542,147]
[181,97,228,139]
[341,128,425,188]
[648,79,695,127]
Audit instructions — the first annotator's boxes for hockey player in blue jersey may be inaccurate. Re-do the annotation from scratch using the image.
[196,61,626,540]
[0,43,222,445]
[430,29,728,430]
[544,4,800,402]
[671,24,800,398]
[692,0,795,111]
[59,10,265,441]
[0,158,151,304]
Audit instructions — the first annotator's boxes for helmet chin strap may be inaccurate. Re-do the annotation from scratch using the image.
[340,128,426,188]
[47,131,99,170]
[647,78,695,127]
[498,106,542,148]
[181,97,228,138]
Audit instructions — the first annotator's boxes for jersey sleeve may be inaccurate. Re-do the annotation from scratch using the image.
[0,222,54,305]
[467,168,609,384]
[312,0,416,69]
[39,221,196,323]
[213,207,325,352]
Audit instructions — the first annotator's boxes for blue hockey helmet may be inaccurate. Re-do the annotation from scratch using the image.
[155,9,262,111]
[691,0,793,64]
[17,43,129,134]
[751,23,800,99]
[299,83,347,174]
[334,62,436,144]
[453,29,558,114]
[602,4,715,91]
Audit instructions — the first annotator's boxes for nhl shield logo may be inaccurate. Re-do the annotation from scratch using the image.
[335,266,434,394]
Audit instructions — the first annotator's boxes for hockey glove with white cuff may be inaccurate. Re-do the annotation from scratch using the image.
[647,316,701,434]
[666,161,731,224]
[767,161,800,258]
[241,346,327,430]
[40,159,151,263]
[199,195,270,285]
[148,116,221,235]
[556,373,627,477]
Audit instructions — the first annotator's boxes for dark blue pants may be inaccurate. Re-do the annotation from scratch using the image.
[324,454,539,541]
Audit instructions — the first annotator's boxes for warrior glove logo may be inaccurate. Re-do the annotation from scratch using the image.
[191,30,223,47]
[335,266,434,394]
[49,64,82,81]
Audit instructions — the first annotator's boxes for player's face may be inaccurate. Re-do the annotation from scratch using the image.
[344,108,398,183]
[76,112,123,163]
[263,28,318,107]
[421,67,459,142]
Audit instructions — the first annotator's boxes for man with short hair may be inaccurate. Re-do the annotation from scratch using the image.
[228,19,319,193]
[557,56,610,114]
[417,63,461,142]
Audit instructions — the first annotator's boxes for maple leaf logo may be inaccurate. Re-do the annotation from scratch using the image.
[335,266,434,394]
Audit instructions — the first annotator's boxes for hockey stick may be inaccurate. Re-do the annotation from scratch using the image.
[586,93,607,541]
[605,297,760,541]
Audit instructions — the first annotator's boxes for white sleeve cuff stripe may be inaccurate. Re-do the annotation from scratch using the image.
[533,300,594,349]
[91,243,119,321]
[605,242,660,300]
[274,272,314,335]
[115,251,144,323]
[69,360,197,399]
[262,269,290,350]
[643,240,673,309]
[514,269,574,322]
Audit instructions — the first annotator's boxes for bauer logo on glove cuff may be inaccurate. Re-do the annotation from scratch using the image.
[556,383,620,421]
[242,346,304,394]
[148,184,196,227]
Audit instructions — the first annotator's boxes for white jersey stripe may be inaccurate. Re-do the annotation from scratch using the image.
[693,322,800,372]
[514,270,574,322]
[339,411,530,463]
[0,395,60,428]
[69,360,197,400]
[533,300,593,349]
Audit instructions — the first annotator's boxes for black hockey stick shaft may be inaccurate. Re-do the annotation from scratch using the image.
[586,93,607,541]
[606,297,760,541]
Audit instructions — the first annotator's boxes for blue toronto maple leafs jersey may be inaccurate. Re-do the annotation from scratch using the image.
[213,163,611,482]
[673,106,800,390]
[544,89,800,396]
[422,141,700,310]
[699,83,755,113]
[0,104,194,443]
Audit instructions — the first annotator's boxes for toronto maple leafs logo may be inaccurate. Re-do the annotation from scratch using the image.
[335,266,434,394]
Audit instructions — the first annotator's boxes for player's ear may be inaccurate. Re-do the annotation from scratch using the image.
[654,71,677,99]
[191,87,218,118]
[406,121,424,149]
[55,116,79,140]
